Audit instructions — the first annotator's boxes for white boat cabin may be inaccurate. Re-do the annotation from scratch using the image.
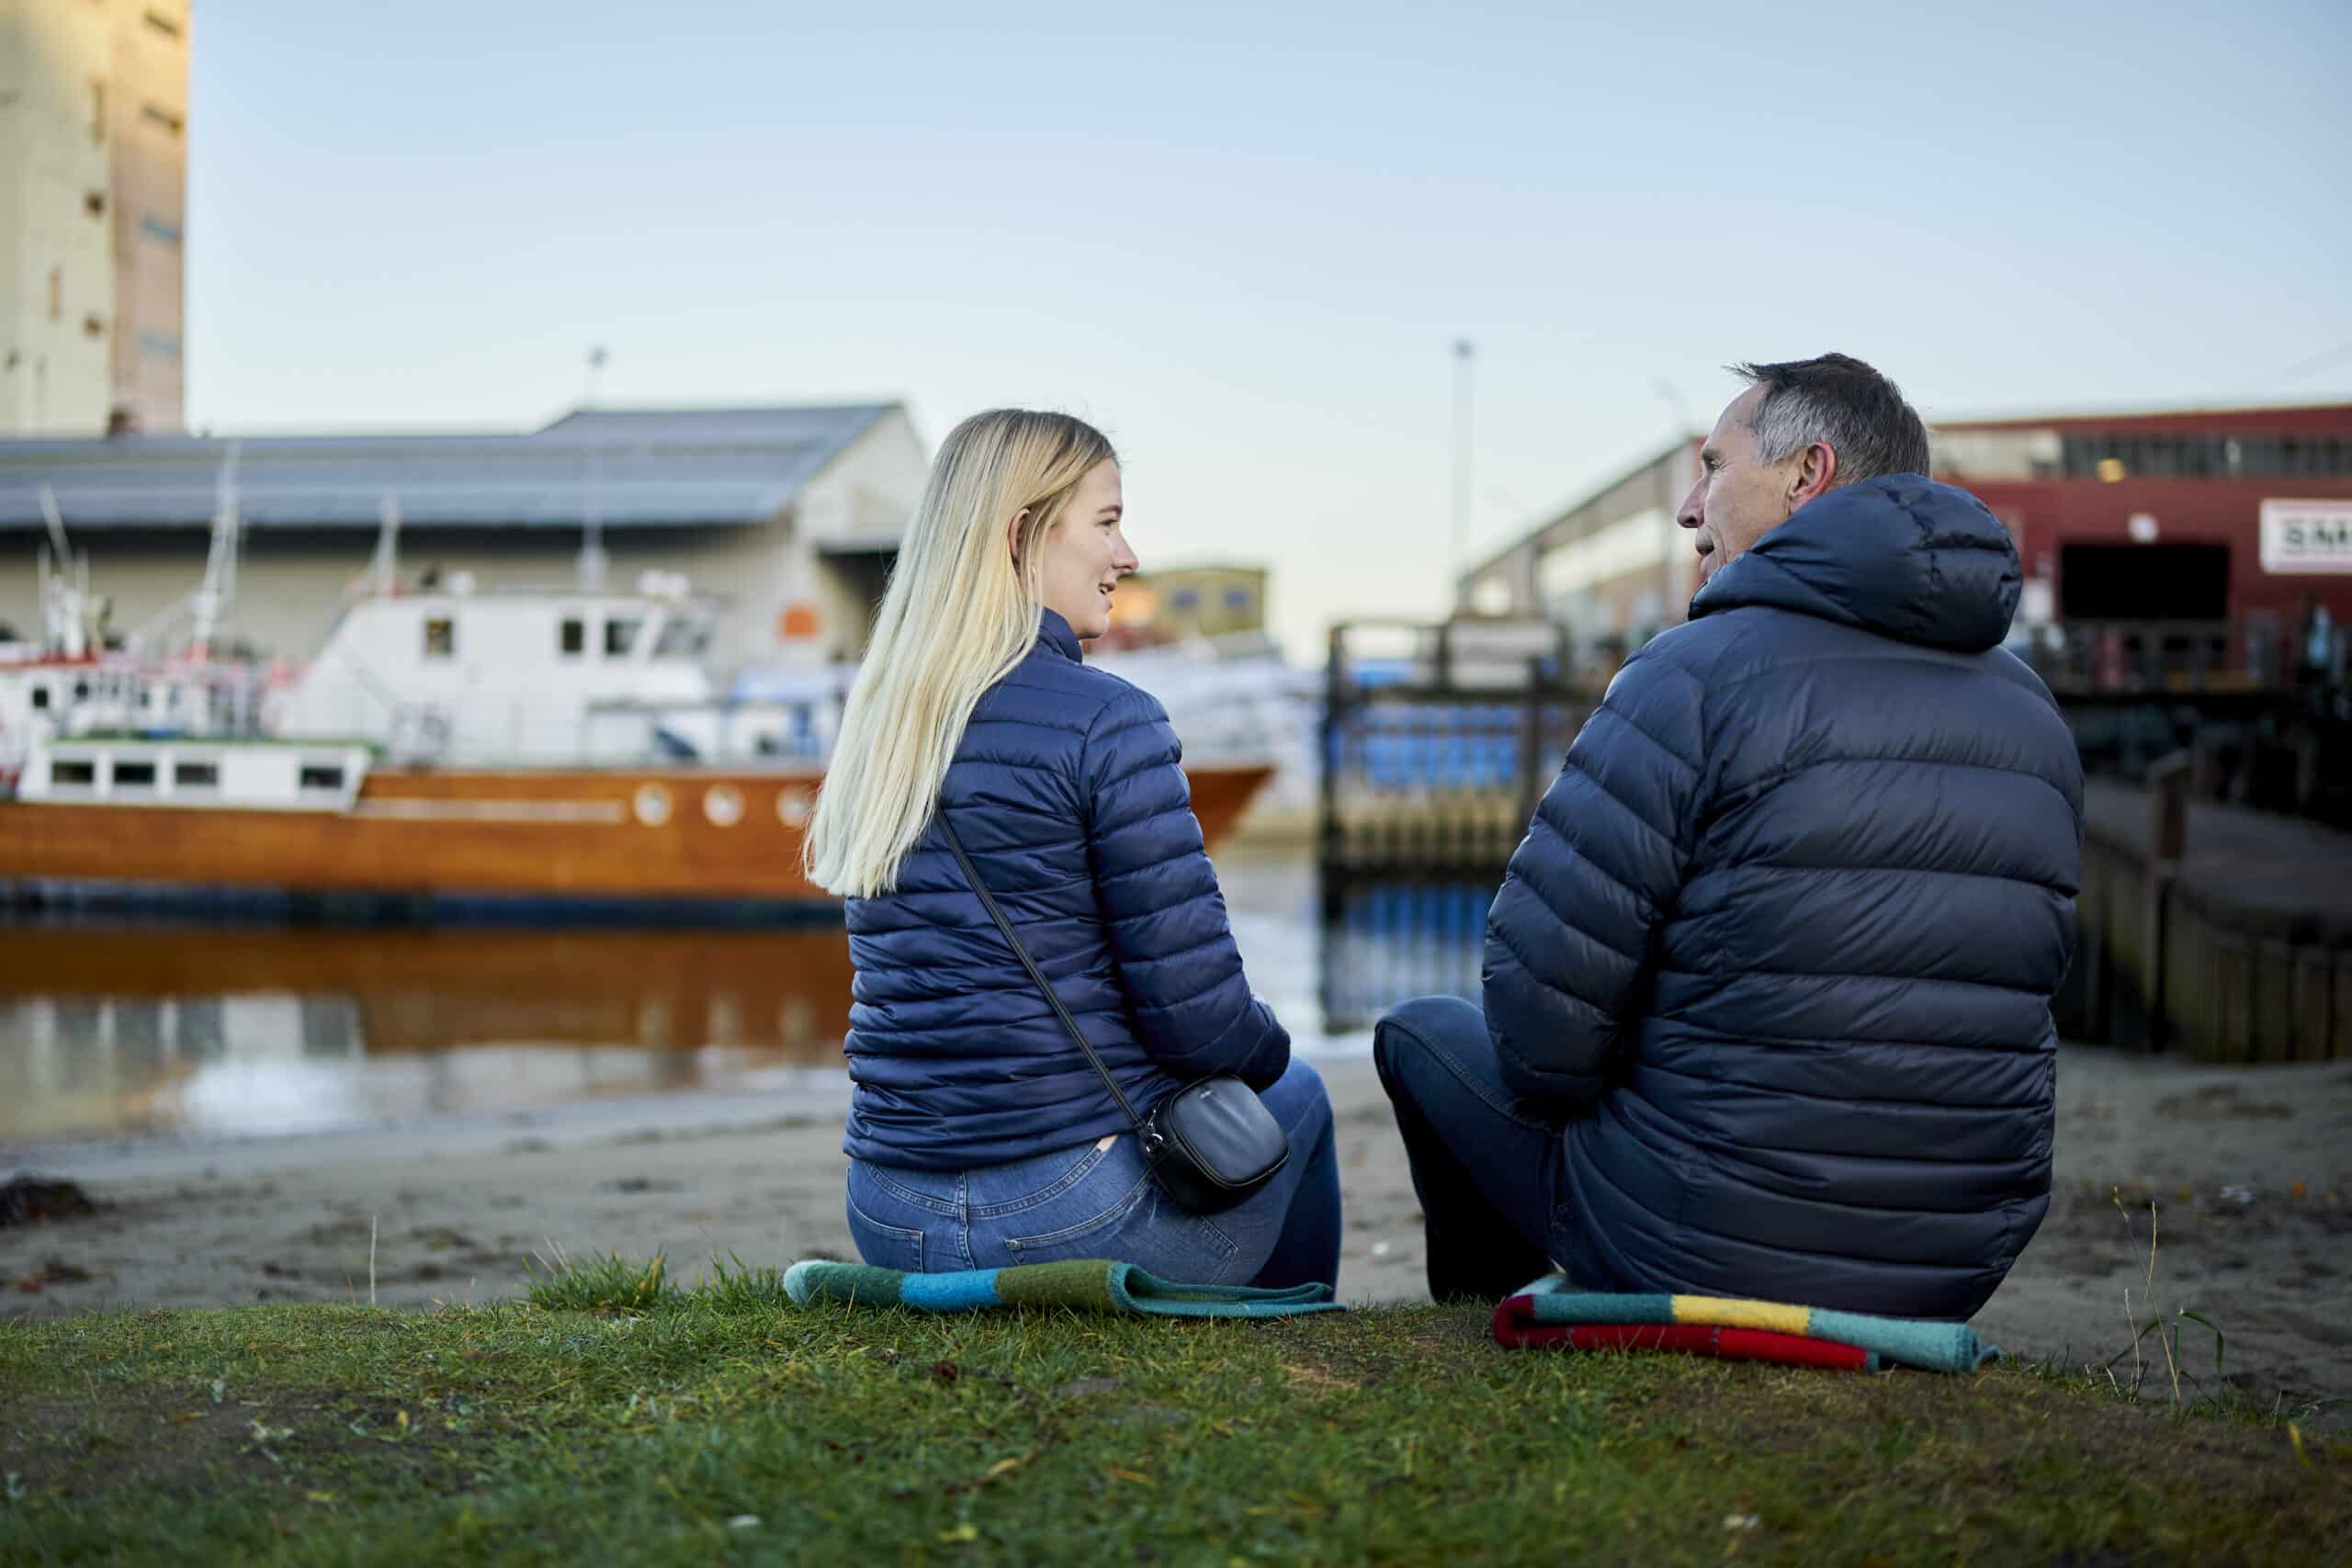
[266,577,833,766]
[14,738,371,811]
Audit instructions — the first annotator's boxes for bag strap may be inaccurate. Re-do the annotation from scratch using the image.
[934,812,1155,1143]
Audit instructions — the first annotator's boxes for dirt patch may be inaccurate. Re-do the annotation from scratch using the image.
[9,1257,97,1295]
[2155,1085,2296,1121]
[408,1227,482,1253]
[0,1177,98,1229]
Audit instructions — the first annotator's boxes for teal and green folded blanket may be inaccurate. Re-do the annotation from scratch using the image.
[784,1258,1343,1318]
[1493,1274,1996,1374]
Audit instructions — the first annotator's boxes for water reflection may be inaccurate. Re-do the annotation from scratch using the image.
[0,923,854,1142]
[1318,880,1491,1032]
[0,863,1492,1145]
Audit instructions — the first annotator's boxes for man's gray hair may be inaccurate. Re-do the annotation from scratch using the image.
[1730,354,1931,486]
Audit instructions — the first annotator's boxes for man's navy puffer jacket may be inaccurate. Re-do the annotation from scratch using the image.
[1485,475,2084,1320]
[842,609,1289,1171]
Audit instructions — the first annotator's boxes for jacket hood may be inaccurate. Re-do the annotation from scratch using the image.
[1689,475,2021,652]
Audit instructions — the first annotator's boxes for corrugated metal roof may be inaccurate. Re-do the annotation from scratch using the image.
[0,403,899,531]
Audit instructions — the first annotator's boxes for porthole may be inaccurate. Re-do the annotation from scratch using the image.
[775,786,814,829]
[633,783,673,827]
[703,784,743,828]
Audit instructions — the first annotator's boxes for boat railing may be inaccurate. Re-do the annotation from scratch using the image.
[349,694,841,770]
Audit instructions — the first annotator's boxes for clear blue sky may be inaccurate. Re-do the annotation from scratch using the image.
[186,1,2352,660]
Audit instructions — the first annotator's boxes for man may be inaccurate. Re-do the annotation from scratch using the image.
[1374,354,2082,1320]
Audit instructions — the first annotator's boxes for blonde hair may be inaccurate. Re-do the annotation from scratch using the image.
[803,409,1118,897]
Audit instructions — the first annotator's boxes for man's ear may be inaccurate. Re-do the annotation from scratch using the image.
[1788,442,1838,511]
[1005,508,1030,564]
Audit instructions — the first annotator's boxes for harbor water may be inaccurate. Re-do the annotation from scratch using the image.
[0,852,1495,1147]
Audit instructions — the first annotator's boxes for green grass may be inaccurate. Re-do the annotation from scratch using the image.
[2,1258,2344,1566]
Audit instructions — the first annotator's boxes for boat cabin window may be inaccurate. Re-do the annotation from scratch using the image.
[51,759,96,787]
[423,616,457,660]
[112,759,158,788]
[651,617,711,660]
[560,616,586,657]
[173,759,219,789]
[299,761,345,792]
[73,679,90,701]
[29,685,49,711]
[605,618,640,658]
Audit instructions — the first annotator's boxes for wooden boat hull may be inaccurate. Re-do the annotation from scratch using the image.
[0,761,1275,915]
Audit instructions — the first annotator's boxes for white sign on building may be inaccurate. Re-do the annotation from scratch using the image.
[2260,500,2352,574]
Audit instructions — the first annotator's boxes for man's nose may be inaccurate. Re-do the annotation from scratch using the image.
[1675,480,1704,531]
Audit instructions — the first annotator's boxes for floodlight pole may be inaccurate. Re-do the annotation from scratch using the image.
[578,344,611,591]
[1452,339,1476,612]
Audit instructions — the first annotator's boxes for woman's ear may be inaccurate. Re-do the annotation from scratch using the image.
[1005,508,1031,565]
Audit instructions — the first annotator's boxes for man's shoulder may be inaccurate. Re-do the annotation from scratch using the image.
[1611,612,1756,689]
[1646,604,2052,698]
[1627,615,1739,667]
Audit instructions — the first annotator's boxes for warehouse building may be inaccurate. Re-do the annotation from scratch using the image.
[0,402,928,671]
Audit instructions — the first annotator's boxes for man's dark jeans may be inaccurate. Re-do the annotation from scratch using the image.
[1372,994,1623,1303]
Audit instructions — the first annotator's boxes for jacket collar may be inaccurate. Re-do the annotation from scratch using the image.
[1036,607,1084,662]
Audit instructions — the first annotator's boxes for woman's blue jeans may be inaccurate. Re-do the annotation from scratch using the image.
[844,1057,1342,1289]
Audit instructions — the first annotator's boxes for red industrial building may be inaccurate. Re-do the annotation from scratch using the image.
[1461,399,2352,682]
[1933,401,2352,637]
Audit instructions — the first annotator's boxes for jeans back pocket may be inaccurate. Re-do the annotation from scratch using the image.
[1002,1168,1155,1258]
[844,1168,927,1273]
[998,1166,1238,1283]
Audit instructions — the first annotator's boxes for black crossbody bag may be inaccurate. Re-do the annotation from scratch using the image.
[936,814,1288,1215]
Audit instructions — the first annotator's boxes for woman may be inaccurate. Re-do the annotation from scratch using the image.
[804,409,1340,1288]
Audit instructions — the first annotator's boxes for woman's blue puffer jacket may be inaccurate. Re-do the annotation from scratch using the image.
[1485,475,2084,1320]
[842,609,1290,1171]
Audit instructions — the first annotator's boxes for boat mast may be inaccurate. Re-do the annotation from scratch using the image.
[190,441,243,660]
[370,493,402,596]
[34,485,88,659]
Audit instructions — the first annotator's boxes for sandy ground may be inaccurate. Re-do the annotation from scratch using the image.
[6,1047,2348,1421]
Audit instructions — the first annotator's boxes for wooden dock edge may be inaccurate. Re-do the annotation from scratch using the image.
[2067,770,2350,1063]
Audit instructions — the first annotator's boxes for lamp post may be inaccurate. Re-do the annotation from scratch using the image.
[1452,339,1476,610]
[579,346,611,588]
